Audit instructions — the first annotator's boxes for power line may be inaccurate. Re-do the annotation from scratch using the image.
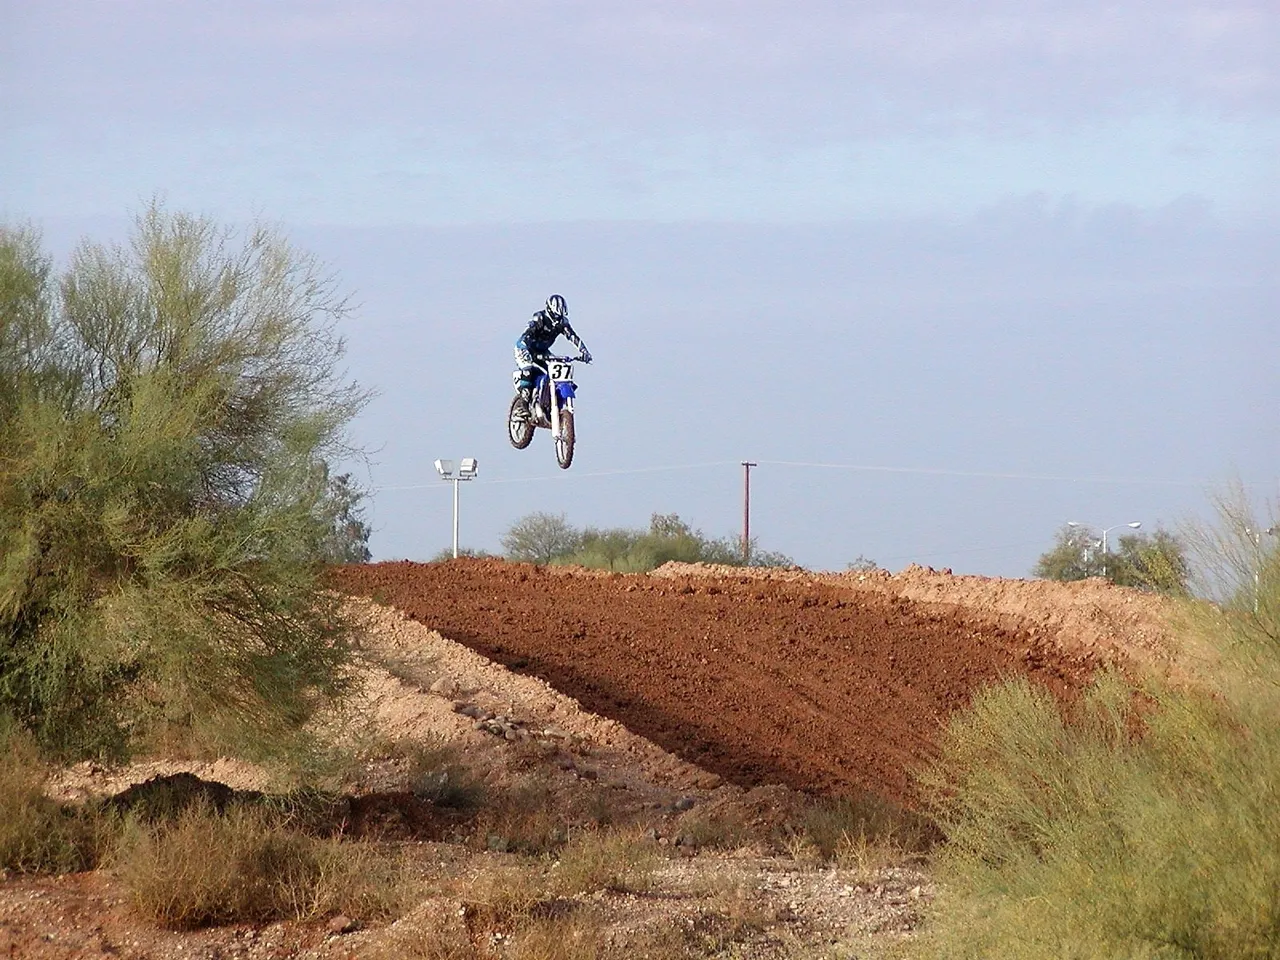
[373,458,1258,493]
[755,460,1243,488]
[372,460,741,492]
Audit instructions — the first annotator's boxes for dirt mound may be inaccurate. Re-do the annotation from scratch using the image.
[654,561,1177,668]
[333,560,1104,803]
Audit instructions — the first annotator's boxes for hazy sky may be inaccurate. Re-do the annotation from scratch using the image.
[4,1,1277,574]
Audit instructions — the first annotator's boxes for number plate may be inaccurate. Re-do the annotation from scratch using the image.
[548,360,574,381]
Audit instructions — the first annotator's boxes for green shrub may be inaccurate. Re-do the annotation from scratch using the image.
[921,493,1280,959]
[501,511,793,572]
[0,210,368,764]
[114,799,406,928]
[920,669,1280,959]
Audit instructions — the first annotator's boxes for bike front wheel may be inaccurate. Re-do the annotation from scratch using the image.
[507,395,534,450]
[554,409,575,469]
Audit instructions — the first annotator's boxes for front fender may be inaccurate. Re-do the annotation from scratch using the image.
[556,381,577,402]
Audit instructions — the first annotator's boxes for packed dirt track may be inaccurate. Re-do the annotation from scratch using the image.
[333,559,1174,804]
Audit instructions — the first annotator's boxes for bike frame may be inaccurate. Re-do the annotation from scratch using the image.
[529,355,578,439]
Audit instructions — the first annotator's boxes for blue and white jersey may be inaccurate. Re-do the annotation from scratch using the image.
[515,310,585,356]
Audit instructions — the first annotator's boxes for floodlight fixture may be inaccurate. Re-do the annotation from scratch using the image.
[435,456,478,558]
[1065,520,1142,578]
[1245,525,1279,613]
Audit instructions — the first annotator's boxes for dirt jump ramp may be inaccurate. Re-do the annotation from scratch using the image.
[334,559,1103,803]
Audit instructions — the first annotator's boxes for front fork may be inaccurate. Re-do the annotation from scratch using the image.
[550,384,574,438]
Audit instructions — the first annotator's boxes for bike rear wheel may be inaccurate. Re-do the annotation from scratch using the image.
[507,395,534,449]
[554,409,575,469]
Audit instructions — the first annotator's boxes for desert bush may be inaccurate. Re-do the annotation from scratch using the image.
[115,799,406,928]
[458,865,614,959]
[920,664,1280,959]
[461,863,553,929]
[922,491,1280,958]
[685,888,773,957]
[0,723,115,873]
[0,210,368,764]
[428,547,497,563]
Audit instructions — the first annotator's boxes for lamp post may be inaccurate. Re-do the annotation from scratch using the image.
[1245,525,1277,614]
[1068,520,1141,578]
[434,458,478,558]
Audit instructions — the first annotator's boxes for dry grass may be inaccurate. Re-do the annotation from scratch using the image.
[396,735,487,810]
[550,826,660,896]
[684,886,774,957]
[376,905,481,960]
[508,914,605,960]
[471,781,571,855]
[392,907,607,960]
[446,827,661,957]
[790,793,934,874]
[672,804,754,851]
[460,862,554,931]
[114,799,408,928]
[0,727,115,874]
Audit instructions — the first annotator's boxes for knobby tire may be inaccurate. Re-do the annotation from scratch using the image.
[507,395,534,450]
[555,409,575,469]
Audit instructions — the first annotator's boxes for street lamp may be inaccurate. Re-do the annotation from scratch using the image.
[1068,520,1141,578]
[434,457,478,558]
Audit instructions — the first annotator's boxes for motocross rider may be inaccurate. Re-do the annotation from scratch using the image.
[512,294,592,418]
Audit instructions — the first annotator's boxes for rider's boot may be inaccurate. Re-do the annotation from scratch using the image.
[515,386,533,420]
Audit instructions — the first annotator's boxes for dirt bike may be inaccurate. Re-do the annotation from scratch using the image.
[507,353,587,469]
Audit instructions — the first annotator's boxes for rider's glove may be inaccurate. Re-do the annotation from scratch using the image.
[580,349,593,364]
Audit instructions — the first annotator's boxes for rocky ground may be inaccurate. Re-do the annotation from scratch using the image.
[1,560,1176,959]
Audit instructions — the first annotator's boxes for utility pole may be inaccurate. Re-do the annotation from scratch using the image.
[741,461,757,564]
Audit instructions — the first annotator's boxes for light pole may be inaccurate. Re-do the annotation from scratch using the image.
[1245,525,1277,614]
[1068,520,1141,578]
[434,458,478,558]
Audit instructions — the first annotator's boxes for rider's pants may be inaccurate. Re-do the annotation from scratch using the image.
[513,347,545,394]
